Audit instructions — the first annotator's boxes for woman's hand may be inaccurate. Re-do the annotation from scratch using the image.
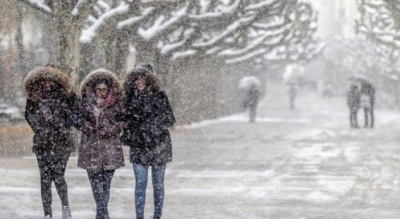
[98,130,108,137]
[82,122,97,133]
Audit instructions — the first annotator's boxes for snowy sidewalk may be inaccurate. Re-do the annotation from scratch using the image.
[3,83,400,218]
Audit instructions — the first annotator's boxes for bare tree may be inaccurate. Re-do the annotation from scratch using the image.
[356,0,400,107]
[356,0,400,73]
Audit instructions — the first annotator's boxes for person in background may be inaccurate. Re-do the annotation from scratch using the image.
[245,84,260,123]
[347,84,361,128]
[75,69,125,219]
[360,93,372,128]
[288,83,298,110]
[120,66,175,219]
[360,82,375,128]
[24,66,76,219]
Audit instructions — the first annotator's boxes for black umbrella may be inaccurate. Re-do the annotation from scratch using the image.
[349,75,375,95]
[349,74,370,84]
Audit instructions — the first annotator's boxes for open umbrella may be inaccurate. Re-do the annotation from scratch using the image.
[238,76,262,89]
[349,74,375,95]
[349,74,370,84]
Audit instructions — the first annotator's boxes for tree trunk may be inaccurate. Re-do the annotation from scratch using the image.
[12,1,26,99]
[52,1,80,87]
[135,40,156,64]
[102,35,116,73]
[39,13,55,64]
[114,32,130,77]
[154,53,178,113]
[15,2,25,74]
[154,51,171,88]
[78,42,96,82]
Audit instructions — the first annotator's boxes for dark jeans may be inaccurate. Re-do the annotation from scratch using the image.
[364,107,374,128]
[133,163,166,219]
[87,169,115,219]
[249,104,257,123]
[36,152,70,217]
[350,109,358,127]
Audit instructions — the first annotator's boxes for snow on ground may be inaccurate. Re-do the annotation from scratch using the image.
[2,83,400,218]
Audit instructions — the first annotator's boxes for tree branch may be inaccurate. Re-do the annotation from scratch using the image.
[18,0,52,14]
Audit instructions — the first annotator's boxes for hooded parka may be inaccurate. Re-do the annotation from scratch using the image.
[121,67,175,166]
[76,69,125,173]
[24,67,77,154]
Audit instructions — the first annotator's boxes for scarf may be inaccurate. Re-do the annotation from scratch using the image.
[38,98,53,122]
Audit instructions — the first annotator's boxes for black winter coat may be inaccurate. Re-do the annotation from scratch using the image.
[121,90,175,166]
[25,92,77,154]
[347,90,361,110]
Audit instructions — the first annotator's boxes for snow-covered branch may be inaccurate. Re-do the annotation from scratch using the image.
[160,28,196,54]
[138,6,188,41]
[192,15,255,49]
[19,0,52,13]
[216,1,320,64]
[80,2,130,44]
[357,0,400,49]
[72,0,87,16]
[245,0,276,11]
[117,7,154,29]
[189,0,240,20]
[219,21,290,57]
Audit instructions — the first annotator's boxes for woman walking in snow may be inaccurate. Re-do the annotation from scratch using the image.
[75,69,125,219]
[246,84,260,122]
[24,66,76,219]
[120,66,175,219]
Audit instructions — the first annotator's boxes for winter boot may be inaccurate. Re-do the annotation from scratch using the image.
[44,215,52,219]
[62,205,72,219]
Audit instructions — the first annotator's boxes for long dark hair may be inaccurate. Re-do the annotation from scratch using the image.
[124,67,161,97]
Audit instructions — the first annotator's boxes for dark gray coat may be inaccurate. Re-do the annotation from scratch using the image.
[76,69,125,173]
[347,90,361,110]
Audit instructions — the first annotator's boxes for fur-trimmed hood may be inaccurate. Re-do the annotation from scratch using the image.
[123,67,161,97]
[80,69,122,99]
[24,67,71,101]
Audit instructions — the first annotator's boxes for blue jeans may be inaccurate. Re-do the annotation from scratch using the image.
[133,163,166,218]
[87,169,115,219]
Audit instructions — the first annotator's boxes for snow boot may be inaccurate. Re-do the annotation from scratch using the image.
[62,205,72,219]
